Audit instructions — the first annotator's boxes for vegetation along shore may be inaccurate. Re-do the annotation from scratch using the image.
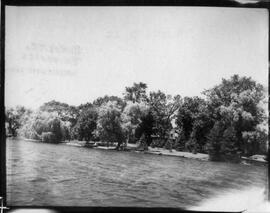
[6,75,268,164]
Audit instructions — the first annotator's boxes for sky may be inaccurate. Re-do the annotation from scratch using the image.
[5,6,268,109]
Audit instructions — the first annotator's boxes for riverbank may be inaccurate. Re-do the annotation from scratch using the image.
[18,137,267,165]
[145,147,209,161]
[21,138,209,161]
[60,141,268,165]
[123,143,209,160]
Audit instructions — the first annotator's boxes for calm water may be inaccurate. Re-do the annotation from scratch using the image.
[6,138,267,208]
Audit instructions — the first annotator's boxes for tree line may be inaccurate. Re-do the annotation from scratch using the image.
[6,75,268,161]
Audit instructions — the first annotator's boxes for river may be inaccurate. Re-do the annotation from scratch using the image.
[6,138,267,208]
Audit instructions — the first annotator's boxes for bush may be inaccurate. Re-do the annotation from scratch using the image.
[150,138,166,148]
[137,134,148,151]
[41,132,57,143]
[205,121,225,161]
[242,128,268,156]
[164,139,173,150]
[26,131,40,140]
[185,131,198,154]
[19,126,40,140]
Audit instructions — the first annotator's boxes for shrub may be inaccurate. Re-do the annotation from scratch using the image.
[41,132,57,143]
[137,134,148,151]
[26,131,40,140]
[242,128,268,156]
[164,139,172,150]
[185,131,198,154]
[150,138,166,148]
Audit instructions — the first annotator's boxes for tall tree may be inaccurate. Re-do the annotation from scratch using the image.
[176,97,209,141]
[135,111,154,146]
[5,106,32,136]
[72,107,98,141]
[39,100,79,127]
[220,126,238,155]
[124,82,148,103]
[121,101,150,144]
[149,90,182,141]
[96,101,125,150]
[205,121,226,161]
[203,75,266,156]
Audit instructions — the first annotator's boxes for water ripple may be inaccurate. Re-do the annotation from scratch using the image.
[6,138,267,207]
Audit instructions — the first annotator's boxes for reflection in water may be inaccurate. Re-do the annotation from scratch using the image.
[6,138,267,208]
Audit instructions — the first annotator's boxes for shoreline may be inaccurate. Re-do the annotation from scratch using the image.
[11,137,267,165]
[146,147,209,161]
[16,137,210,161]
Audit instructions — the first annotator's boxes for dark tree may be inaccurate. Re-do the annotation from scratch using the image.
[135,111,154,146]
[206,121,226,161]
[149,90,181,140]
[220,126,239,155]
[96,101,125,150]
[72,108,98,142]
[176,96,205,140]
[176,97,213,153]
[124,82,148,103]
[203,75,266,156]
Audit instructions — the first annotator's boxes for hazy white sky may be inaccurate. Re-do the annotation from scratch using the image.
[5,6,268,109]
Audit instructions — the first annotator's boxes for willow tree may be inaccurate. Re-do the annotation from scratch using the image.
[5,106,32,136]
[121,101,150,145]
[96,101,125,150]
[203,75,266,156]
[72,107,98,142]
[148,90,182,143]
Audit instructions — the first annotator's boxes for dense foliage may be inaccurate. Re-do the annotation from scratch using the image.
[71,107,98,141]
[203,75,267,158]
[17,111,69,142]
[121,101,150,144]
[176,97,213,153]
[6,75,268,161]
[95,101,126,150]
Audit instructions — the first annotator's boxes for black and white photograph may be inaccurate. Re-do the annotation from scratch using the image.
[3,4,269,212]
